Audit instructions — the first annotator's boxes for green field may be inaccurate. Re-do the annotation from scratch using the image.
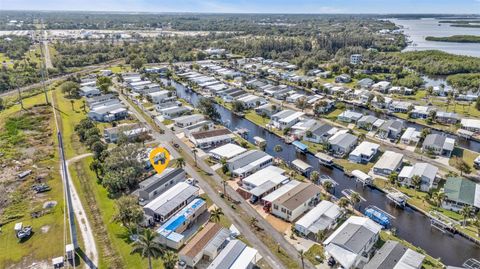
[0,93,66,268]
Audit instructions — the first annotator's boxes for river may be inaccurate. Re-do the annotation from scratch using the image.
[167,79,480,266]
[390,18,480,57]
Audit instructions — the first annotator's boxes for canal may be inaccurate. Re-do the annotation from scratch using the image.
[168,79,480,266]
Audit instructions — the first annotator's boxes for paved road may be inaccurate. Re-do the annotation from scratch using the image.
[118,92,315,269]
[42,30,53,69]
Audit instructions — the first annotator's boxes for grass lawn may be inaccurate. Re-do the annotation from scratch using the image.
[334,158,375,174]
[52,89,89,159]
[0,93,66,268]
[322,108,344,121]
[450,147,478,169]
[304,244,325,265]
[109,65,132,74]
[302,140,326,154]
[69,157,165,269]
[0,53,14,68]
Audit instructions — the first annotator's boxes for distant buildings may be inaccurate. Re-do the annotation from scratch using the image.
[350,54,363,65]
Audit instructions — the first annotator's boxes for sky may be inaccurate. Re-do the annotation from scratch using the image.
[1,0,480,14]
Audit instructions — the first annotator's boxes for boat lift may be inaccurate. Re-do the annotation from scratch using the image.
[463,258,480,269]
[428,210,459,235]
[341,189,366,202]
[318,175,339,186]
[384,187,409,208]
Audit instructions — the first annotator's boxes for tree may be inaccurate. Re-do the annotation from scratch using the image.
[60,81,80,97]
[309,171,319,183]
[338,197,349,209]
[91,141,107,160]
[162,251,178,269]
[460,205,473,227]
[388,172,399,185]
[0,97,4,111]
[173,157,185,169]
[209,207,224,223]
[89,159,104,178]
[349,192,361,209]
[274,144,283,153]
[112,195,144,227]
[70,99,75,111]
[420,128,431,140]
[411,175,422,195]
[432,191,445,207]
[232,100,245,113]
[220,157,228,174]
[298,249,305,269]
[131,229,164,269]
[249,216,259,229]
[81,100,87,113]
[197,98,220,122]
[192,148,198,167]
[96,76,112,94]
[323,180,334,194]
[451,156,472,176]
[131,57,146,70]
[295,97,308,112]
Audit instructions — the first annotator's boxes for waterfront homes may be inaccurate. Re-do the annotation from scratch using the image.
[239,166,289,202]
[328,132,358,157]
[86,93,117,107]
[138,168,186,202]
[227,150,273,178]
[357,115,378,131]
[173,114,205,128]
[206,239,259,269]
[158,105,193,119]
[190,129,235,149]
[338,110,363,123]
[400,127,421,145]
[178,223,231,268]
[432,85,454,96]
[291,118,317,139]
[237,94,266,108]
[422,134,455,157]
[389,101,412,113]
[148,90,175,104]
[143,182,200,223]
[443,177,480,211]
[255,103,279,117]
[157,198,207,249]
[410,106,435,119]
[268,182,321,222]
[373,151,404,176]
[461,119,480,134]
[294,200,342,238]
[364,240,425,269]
[435,111,459,124]
[398,163,438,192]
[208,143,247,161]
[88,102,128,122]
[183,120,215,137]
[377,119,404,140]
[313,98,335,114]
[104,123,148,143]
[304,122,338,144]
[349,141,380,164]
[270,110,305,130]
[79,86,101,97]
[323,216,382,269]
[388,86,414,95]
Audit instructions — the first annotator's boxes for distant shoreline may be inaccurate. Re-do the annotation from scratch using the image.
[425,35,480,43]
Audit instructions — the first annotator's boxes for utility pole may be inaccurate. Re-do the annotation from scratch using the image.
[39,19,49,105]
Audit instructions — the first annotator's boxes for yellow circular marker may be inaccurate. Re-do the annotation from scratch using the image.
[149,146,171,174]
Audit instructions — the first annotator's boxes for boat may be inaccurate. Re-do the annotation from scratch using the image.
[365,206,391,228]
[292,141,308,154]
[318,175,338,186]
[315,152,334,167]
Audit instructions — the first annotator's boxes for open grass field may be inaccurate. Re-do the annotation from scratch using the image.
[0,93,66,268]
[450,147,478,170]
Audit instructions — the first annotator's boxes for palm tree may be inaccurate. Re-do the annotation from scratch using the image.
[358,133,366,142]
[322,180,334,194]
[316,230,325,242]
[274,144,283,153]
[309,171,319,183]
[173,157,185,169]
[249,216,259,229]
[70,99,75,111]
[192,149,198,167]
[338,197,349,210]
[350,192,361,209]
[432,191,445,207]
[82,100,87,113]
[298,249,305,269]
[162,251,178,269]
[460,205,473,227]
[411,175,422,196]
[131,229,164,269]
[209,207,224,223]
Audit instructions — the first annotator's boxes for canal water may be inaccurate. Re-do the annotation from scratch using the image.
[168,79,480,266]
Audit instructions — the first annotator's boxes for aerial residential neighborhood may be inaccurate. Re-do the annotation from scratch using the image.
[1,3,480,269]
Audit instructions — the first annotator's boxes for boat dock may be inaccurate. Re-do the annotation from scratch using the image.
[341,189,366,202]
[428,210,458,235]
[384,187,409,207]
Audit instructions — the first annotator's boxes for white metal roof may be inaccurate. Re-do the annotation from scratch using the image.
[263,180,301,203]
[209,143,248,160]
[295,200,342,234]
[350,141,379,158]
[374,151,403,171]
[242,166,287,189]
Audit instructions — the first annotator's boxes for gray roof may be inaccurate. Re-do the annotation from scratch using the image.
[364,241,424,269]
[311,122,334,136]
[380,119,403,133]
[330,223,376,254]
[208,240,247,269]
[140,168,185,193]
[423,134,445,148]
[358,115,378,125]
[329,133,357,147]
